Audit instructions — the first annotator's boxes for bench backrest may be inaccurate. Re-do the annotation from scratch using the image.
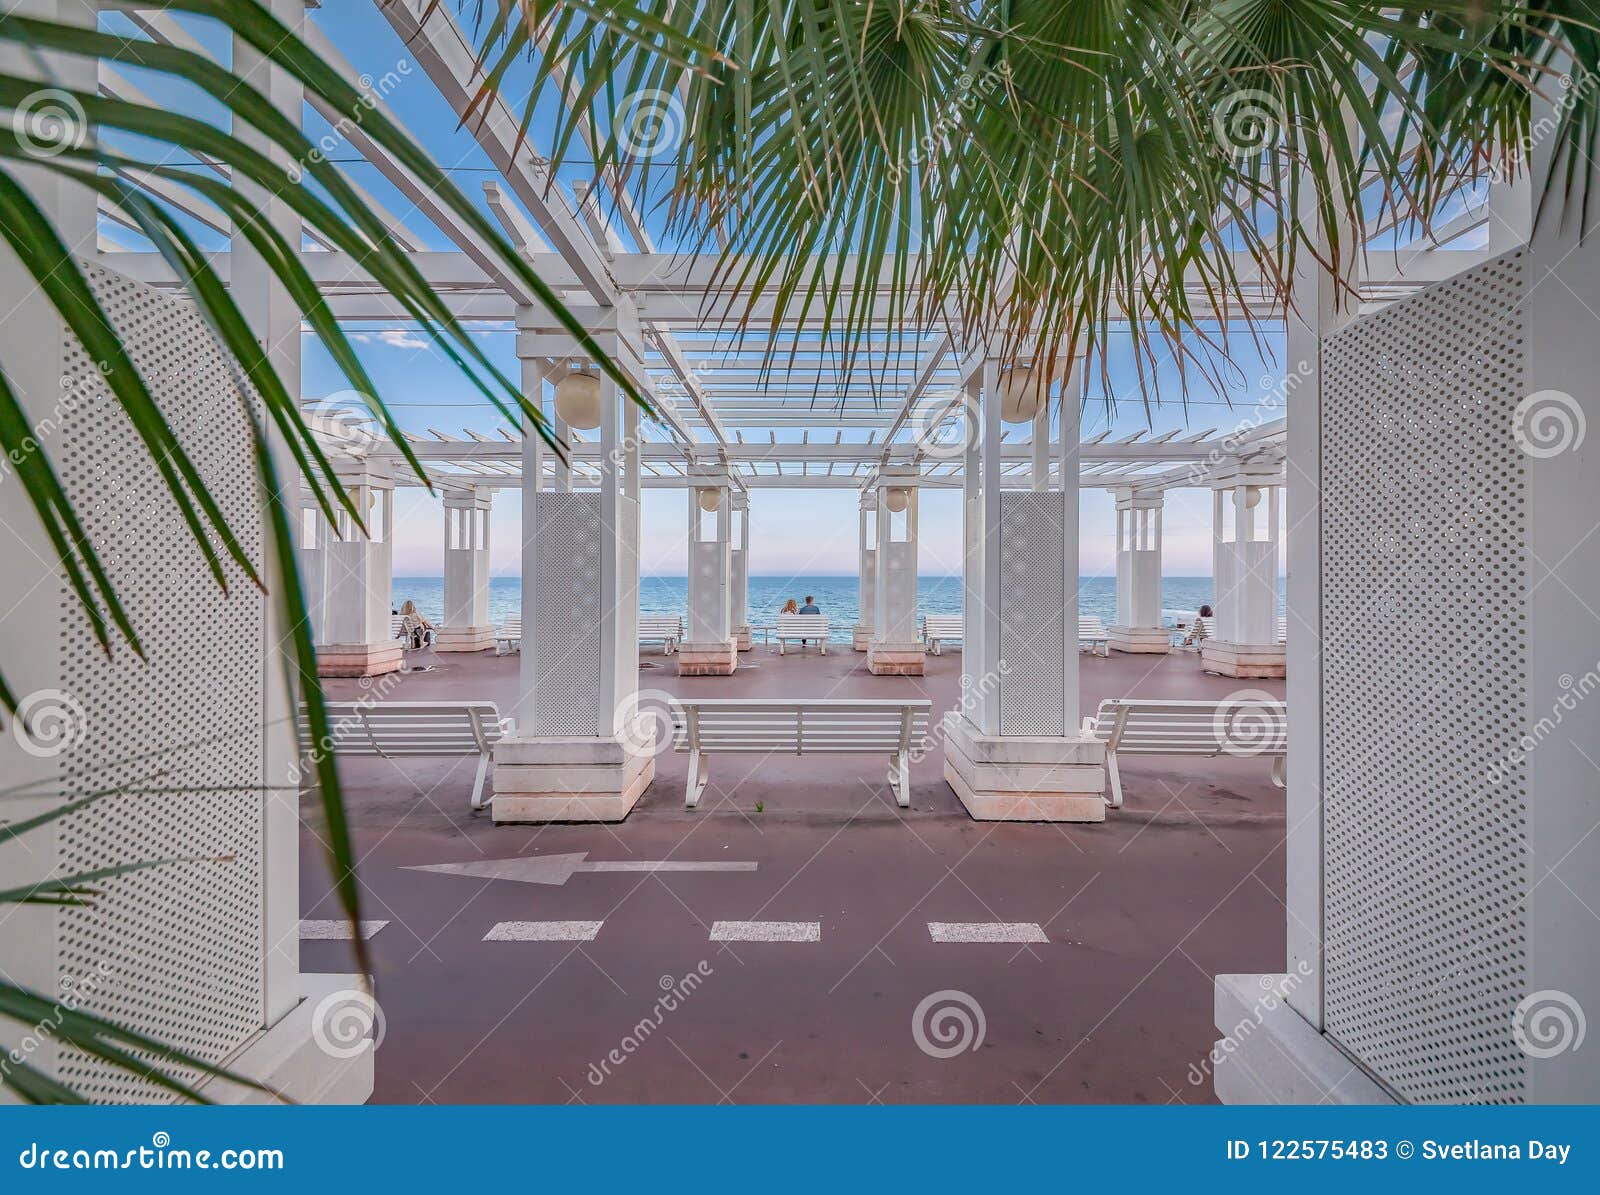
[497,615,521,632]
[1078,615,1108,637]
[775,614,829,636]
[299,701,508,757]
[390,615,405,639]
[639,614,684,638]
[672,698,931,754]
[1085,698,1286,757]
[923,614,963,637]
[1277,616,1287,641]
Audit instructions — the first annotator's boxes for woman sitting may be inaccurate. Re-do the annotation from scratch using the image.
[398,599,436,649]
[1180,603,1214,648]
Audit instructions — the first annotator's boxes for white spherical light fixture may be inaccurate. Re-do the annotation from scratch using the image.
[554,370,602,430]
[998,366,1050,424]
[1245,485,1264,509]
[885,487,910,514]
[697,487,721,513]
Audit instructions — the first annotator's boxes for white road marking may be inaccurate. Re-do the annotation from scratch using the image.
[927,922,1049,944]
[484,921,603,942]
[709,920,821,943]
[298,919,388,941]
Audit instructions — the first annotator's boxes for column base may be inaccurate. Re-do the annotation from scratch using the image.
[1200,640,1286,678]
[1211,975,1392,1105]
[677,640,738,676]
[490,734,656,823]
[867,641,925,676]
[852,624,873,652]
[1109,625,1171,654]
[200,973,374,1104]
[942,713,1106,822]
[435,624,495,652]
[734,625,752,652]
[315,641,402,678]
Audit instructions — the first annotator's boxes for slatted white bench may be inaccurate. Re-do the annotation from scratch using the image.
[1079,615,1110,656]
[1278,615,1287,643]
[1172,614,1214,648]
[922,613,963,655]
[639,614,683,654]
[299,701,514,812]
[671,698,932,808]
[1081,697,1287,808]
[774,613,829,654]
[494,616,521,655]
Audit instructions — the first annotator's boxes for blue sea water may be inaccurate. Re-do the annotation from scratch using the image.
[392,575,1271,643]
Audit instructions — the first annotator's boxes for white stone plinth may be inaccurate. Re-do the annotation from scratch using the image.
[1201,640,1286,679]
[435,624,495,653]
[942,713,1106,822]
[677,639,738,676]
[1109,625,1172,655]
[315,641,402,678]
[852,624,873,652]
[734,624,752,652]
[867,640,925,676]
[490,734,656,823]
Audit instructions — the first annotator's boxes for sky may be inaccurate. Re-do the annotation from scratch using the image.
[97,6,1328,581]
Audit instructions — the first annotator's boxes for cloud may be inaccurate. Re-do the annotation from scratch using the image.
[351,328,430,351]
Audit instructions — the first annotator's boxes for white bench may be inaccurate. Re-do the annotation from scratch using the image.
[300,701,513,811]
[639,614,683,654]
[1172,615,1214,648]
[1082,697,1287,808]
[774,613,829,654]
[1278,616,1287,643]
[494,616,521,655]
[921,614,963,655]
[1079,615,1110,656]
[671,698,932,808]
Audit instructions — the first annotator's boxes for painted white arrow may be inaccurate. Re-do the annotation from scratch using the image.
[404,853,757,887]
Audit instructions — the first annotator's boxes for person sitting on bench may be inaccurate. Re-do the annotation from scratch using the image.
[798,595,820,645]
[398,599,436,649]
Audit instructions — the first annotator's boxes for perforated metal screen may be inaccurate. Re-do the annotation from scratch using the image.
[998,492,1066,736]
[55,263,267,1102]
[1320,250,1529,1104]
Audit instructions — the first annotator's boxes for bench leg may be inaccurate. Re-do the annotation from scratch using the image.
[470,750,492,812]
[891,751,910,808]
[1105,751,1124,809]
[685,750,708,808]
[1270,755,1286,789]
[778,639,785,655]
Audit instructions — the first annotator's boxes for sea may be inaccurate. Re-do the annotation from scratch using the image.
[392,575,1281,644]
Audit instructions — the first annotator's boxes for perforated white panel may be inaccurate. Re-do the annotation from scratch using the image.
[532,492,603,735]
[998,492,1066,736]
[1320,250,1529,1104]
[55,263,266,1102]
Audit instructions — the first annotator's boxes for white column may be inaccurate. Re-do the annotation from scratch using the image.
[680,465,737,675]
[1109,488,1170,653]
[730,492,751,650]
[305,462,401,677]
[867,466,924,675]
[436,487,494,652]
[494,323,654,822]
[1200,468,1285,679]
[943,357,1106,821]
[853,492,877,651]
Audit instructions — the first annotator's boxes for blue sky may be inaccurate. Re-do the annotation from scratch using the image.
[102,6,1305,579]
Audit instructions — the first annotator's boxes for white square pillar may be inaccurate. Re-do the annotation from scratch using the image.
[730,492,752,651]
[867,466,924,676]
[680,466,737,676]
[1201,469,1285,679]
[853,493,877,651]
[436,487,494,652]
[943,358,1106,821]
[1110,488,1170,653]
[304,462,401,678]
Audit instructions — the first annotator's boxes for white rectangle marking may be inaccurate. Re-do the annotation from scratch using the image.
[927,922,1048,944]
[298,919,389,941]
[484,921,603,942]
[709,920,820,943]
